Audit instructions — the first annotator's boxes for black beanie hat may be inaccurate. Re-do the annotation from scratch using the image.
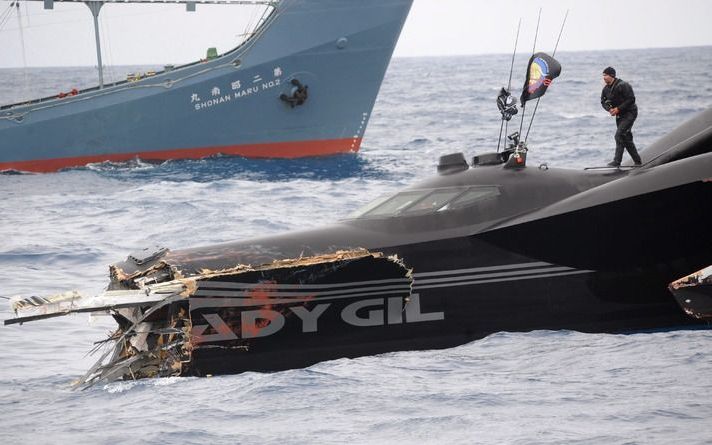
[603,66,616,77]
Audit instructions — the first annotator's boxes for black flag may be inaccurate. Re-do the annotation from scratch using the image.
[520,52,561,105]
[497,88,518,121]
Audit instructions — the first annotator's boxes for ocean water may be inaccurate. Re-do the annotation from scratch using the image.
[1,46,712,444]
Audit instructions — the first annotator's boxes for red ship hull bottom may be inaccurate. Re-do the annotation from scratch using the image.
[0,138,363,173]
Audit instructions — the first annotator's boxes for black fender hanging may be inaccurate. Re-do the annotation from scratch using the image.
[280,78,309,108]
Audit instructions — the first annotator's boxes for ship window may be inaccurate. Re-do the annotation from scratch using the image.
[351,186,499,219]
[400,188,466,215]
[359,190,431,218]
[441,186,500,210]
[347,195,392,218]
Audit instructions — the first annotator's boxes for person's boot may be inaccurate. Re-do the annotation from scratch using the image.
[610,143,624,168]
[625,138,642,165]
[631,150,642,166]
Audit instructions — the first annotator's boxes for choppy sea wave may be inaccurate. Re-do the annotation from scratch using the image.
[1,46,712,444]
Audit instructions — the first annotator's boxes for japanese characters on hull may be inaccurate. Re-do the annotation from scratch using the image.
[191,66,284,112]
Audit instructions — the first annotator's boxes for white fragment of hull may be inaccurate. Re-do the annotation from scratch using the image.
[6,282,186,325]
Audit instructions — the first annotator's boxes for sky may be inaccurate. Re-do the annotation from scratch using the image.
[395,0,712,57]
[0,0,711,68]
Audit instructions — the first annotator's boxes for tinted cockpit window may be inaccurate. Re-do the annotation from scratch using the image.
[351,186,500,219]
[359,190,431,217]
[400,188,466,215]
[442,187,500,210]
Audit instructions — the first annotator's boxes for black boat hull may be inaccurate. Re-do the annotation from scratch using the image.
[185,235,701,376]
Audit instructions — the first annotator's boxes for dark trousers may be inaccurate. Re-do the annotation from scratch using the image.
[614,111,641,164]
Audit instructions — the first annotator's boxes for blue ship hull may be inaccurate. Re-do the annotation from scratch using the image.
[0,0,413,172]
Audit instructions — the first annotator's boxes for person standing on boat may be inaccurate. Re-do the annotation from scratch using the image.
[601,67,642,167]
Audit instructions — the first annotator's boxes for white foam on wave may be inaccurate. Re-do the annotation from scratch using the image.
[1,47,712,443]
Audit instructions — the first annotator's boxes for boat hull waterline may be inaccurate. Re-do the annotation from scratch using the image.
[0,0,413,172]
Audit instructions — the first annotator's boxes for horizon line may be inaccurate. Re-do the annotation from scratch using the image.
[0,44,710,69]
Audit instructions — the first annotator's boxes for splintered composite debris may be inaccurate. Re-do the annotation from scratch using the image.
[8,248,417,388]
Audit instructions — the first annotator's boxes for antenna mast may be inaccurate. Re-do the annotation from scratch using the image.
[524,9,569,144]
[506,19,521,92]
[497,19,521,152]
[518,8,541,139]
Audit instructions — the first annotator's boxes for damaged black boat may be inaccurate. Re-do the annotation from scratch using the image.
[7,105,712,387]
[5,52,712,386]
[669,269,712,321]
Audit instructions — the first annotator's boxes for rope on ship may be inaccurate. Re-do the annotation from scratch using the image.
[16,0,31,99]
[0,0,279,119]
[99,7,116,84]
[0,1,31,102]
[0,0,19,31]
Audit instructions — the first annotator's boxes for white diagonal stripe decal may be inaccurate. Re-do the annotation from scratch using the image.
[413,270,593,290]
[414,266,574,285]
[412,261,552,278]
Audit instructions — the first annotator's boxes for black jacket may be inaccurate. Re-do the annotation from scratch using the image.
[601,78,637,115]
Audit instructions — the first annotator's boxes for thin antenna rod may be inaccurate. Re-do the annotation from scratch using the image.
[524,101,539,143]
[507,19,521,91]
[497,108,505,152]
[498,19,521,152]
[532,8,541,55]
[552,9,568,57]
[518,101,527,139]
[518,8,541,139]
[525,9,568,143]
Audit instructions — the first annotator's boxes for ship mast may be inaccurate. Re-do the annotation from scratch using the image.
[86,1,104,88]
[30,0,276,89]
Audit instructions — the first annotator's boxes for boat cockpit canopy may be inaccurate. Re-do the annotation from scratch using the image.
[350,185,500,219]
